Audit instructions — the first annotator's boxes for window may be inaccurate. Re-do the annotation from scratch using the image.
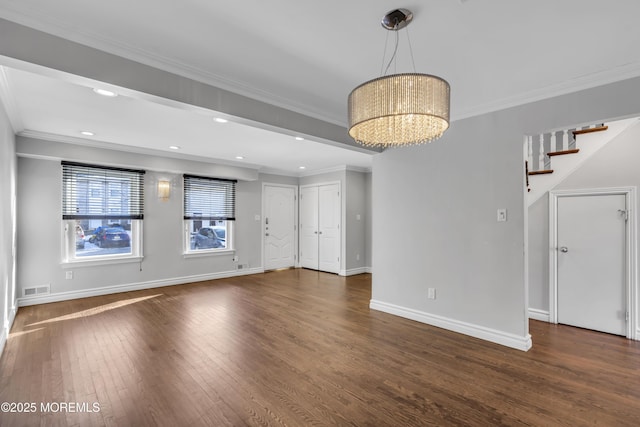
[183,174,236,254]
[62,161,145,263]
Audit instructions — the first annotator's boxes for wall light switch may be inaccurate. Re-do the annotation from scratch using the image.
[66,271,73,280]
[427,288,436,299]
[497,209,507,222]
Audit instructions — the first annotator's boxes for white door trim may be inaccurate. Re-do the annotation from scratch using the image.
[262,182,299,270]
[549,187,637,340]
[299,181,342,274]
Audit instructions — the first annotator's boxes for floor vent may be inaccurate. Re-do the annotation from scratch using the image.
[23,284,51,297]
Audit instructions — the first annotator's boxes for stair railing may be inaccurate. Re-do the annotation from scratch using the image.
[526,123,605,173]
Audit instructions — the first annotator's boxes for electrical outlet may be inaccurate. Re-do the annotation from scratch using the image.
[233,255,239,262]
[65,271,73,280]
[497,209,507,222]
[356,253,360,261]
[427,288,436,299]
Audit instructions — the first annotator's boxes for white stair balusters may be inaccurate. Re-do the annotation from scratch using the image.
[538,134,545,171]
[527,135,533,171]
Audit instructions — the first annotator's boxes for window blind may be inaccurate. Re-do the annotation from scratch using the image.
[62,161,145,220]
[183,174,236,221]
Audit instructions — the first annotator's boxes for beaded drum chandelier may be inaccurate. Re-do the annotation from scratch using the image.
[348,9,450,147]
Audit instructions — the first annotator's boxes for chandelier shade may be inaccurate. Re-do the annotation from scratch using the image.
[348,72,450,147]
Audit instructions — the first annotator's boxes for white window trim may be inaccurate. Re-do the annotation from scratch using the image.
[61,220,144,266]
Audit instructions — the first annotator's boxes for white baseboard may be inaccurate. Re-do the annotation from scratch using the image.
[370,299,532,352]
[1,305,17,357]
[340,267,371,276]
[17,267,264,307]
[528,308,550,322]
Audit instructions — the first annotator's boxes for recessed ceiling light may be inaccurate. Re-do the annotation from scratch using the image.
[80,131,95,136]
[93,88,118,97]
[295,136,305,141]
[235,156,244,160]
[299,166,306,170]
[214,117,228,123]
[169,145,181,150]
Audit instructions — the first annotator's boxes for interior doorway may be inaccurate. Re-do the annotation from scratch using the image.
[263,184,297,271]
[549,188,636,338]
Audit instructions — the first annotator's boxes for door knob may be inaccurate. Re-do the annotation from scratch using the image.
[265,233,269,236]
[560,246,568,253]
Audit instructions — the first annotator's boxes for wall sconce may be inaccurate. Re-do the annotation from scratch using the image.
[157,180,171,201]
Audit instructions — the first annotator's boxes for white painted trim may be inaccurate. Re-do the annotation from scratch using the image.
[0,306,17,357]
[17,267,264,307]
[341,267,369,276]
[0,328,5,358]
[549,187,638,340]
[0,66,24,132]
[528,308,550,322]
[370,300,532,351]
[298,165,371,177]
[523,137,531,338]
[5,4,640,125]
[299,181,342,274]
[454,61,640,122]
[365,266,373,274]
[17,130,264,175]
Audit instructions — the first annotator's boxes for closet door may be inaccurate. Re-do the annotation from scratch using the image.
[299,186,319,269]
[318,183,340,274]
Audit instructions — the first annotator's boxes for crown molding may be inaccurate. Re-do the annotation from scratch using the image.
[0,66,24,132]
[452,61,640,122]
[16,129,262,172]
[0,8,346,127]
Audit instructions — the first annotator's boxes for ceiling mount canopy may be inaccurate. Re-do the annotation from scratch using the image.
[348,8,451,148]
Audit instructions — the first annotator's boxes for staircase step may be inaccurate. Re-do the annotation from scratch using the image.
[528,169,554,176]
[573,125,608,136]
[547,148,580,157]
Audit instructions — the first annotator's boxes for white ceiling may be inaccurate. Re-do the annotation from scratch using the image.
[2,0,640,175]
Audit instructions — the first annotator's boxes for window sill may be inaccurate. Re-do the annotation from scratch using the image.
[183,249,235,259]
[61,256,144,268]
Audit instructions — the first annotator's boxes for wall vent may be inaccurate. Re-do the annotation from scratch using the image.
[23,284,50,297]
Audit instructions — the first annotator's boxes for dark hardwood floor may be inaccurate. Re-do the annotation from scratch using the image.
[1,269,639,426]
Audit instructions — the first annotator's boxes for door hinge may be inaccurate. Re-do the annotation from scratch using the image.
[618,209,629,221]
[626,311,629,321]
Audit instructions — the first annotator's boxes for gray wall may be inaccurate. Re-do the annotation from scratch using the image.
[372,76,640,348]
[0,98,17,353]
[15,140,298,301]
[528,121,640,317]
[15,138,368,304]
[345,170,368,272]
[365,172,372,270]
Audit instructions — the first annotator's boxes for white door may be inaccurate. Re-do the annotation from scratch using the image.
[300,186,319,270]
[299,183,341,273]
[318,183,340,273]
[264,185,296,270]
[557,194,627,335]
